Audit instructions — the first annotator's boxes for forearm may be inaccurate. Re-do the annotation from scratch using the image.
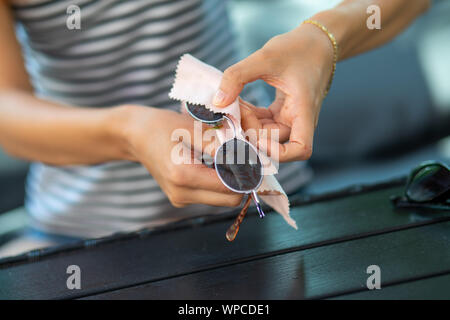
[0,89,134,165]
[310,0,430,61]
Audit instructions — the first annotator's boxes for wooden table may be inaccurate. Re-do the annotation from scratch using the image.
[0,178,449,300]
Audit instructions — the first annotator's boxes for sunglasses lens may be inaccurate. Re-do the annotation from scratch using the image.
[186,102,223,122]
[406,164,450,202]
[215,138,263,192]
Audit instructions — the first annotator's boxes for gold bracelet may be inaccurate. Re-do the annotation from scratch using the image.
[302,19,338,98]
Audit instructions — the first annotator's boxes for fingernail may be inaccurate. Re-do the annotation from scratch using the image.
[213,90,226,107]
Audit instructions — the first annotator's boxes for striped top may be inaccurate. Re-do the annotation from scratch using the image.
[11,0,311,238]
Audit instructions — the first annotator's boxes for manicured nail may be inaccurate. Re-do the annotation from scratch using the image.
[213,90,226,106]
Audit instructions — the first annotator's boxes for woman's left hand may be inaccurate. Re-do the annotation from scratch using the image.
[213,23,335,162]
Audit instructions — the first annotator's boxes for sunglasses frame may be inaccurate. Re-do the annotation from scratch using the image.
[184,102,224,125]
[213,138,264,194]
[390,196,449,211]
[182,101,265,218]
[404,160,450,203]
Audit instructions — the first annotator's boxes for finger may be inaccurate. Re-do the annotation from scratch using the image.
[239,98,290,141]
[172,163,235,194]
[260,122,291,143]
[240,105,290,148]
[170,114,220,159]
[267,90,286,114]
[269,115,314,162]
[240,104,289,140]
[260,119,276,125]
[239,104,267,146]
[178,188,244,207]
[240,102,262,133]
[213,50,268,108]
[239,98,272,119]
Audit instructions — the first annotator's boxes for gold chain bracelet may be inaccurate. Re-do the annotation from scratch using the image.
[302,19,338,98]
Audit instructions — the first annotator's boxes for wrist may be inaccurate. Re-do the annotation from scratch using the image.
[299,19,338,97]
[310,8,352,61]
[310,7,361,61]
[295,21,334,64]
[291,22,335,96]
[104,105,143,162]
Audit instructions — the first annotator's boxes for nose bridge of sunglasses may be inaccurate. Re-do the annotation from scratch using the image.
[222,115,237,137]
[184,101,239,137]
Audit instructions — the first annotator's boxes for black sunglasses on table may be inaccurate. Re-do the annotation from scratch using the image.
[391,160,450,211]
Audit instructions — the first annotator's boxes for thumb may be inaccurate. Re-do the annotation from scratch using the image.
[213,51,267,108]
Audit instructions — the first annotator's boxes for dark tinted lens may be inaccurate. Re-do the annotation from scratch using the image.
[215,138,263,192]
[406,164,450,202]
[186,102,223,122]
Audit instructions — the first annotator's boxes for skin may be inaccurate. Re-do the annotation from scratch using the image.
[214,0,431,162]
[0,0,430,208]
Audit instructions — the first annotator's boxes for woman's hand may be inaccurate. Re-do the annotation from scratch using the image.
[213,23,335,162]
[214,0,431,162]
[116,105,243,208]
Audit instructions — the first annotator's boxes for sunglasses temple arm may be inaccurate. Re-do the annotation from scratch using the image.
[252,190,265,218]
[225,195,252,242]
[222,115,237,138]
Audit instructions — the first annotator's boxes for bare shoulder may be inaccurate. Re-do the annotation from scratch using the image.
[0,0,32,91]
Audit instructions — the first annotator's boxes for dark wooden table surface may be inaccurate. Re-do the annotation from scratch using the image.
[0,178,449,300]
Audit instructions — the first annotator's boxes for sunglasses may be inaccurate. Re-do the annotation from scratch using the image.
[391,160,450,210]
[182,102,265,241]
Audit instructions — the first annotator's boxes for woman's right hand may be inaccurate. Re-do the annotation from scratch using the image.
[114,105,243,208]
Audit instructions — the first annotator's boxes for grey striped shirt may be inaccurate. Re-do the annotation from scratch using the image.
[11,0,311,238]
